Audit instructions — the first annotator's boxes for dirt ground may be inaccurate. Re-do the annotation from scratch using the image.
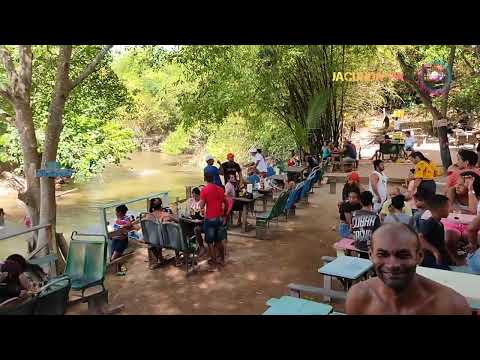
[67,182,346,315]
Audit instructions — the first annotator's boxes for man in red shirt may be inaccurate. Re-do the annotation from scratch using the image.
[199,173,228,271]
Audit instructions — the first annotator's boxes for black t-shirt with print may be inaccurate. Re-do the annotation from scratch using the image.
[221,161,242,184]
[351,209,381,251]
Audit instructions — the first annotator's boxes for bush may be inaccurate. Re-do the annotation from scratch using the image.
[161,125,192,155]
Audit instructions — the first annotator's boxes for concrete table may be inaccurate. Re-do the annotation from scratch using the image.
[232,193,264,233]
[417,266,480,310]
[263,296,333,315]
[318,256,373,299]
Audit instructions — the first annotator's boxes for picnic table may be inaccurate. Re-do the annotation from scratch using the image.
[417,266,480,310]
[287,165,308,182]
[318,256,374,298]
[263,296,334,315]
[232,192,264,233]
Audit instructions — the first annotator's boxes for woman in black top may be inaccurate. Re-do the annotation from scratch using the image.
[0,260,26,303]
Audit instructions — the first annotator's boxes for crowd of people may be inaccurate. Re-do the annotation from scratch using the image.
[335,144,480,314]
[338,148,480,274]
[105,147,292,273]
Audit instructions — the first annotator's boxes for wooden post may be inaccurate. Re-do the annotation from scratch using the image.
[329,178,336,194]
[175,197,180,215]
[46,224,58,277]
[186,186,191,200]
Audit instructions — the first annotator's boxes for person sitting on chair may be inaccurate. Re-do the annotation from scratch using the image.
[225,174,243,227]
[146,198,186,267]
[0,260,31,303]
[186,188,207,258]
[342,140,357,169]
[417,195,452,270]
[346,223,471,315]
[110,205,136,261]
[383,194,411,225]
[247,166,260,185]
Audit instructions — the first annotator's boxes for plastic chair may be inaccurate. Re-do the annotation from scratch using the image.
[64,232,108,297]
[162,222,198,274]
[255,191,290,239]
[0,296,36,315]
[33,275,71,315]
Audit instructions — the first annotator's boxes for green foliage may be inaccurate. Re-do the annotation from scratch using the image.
[0,46,134,181]
[0,126,23,166]
[113,48,188,137]
[204,115,254,165]
[161,125,192,155]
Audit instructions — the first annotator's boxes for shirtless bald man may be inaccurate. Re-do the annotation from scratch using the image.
[346,223,472,315]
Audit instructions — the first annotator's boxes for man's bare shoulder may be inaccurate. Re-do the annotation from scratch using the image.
[346,278,380,314]
[418,275,472,315]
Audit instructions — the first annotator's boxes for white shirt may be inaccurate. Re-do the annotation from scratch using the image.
[369,170,388,204]
[225,182,236,198]
[394,120,401,130]
[405,136,416,148]
[254,153,268,173]
[187,198,202,212]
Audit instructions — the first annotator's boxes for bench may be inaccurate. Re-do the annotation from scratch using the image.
[287,283,348,302]
[255,190,290,239]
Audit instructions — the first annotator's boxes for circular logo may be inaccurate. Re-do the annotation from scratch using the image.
[416,60,452,97]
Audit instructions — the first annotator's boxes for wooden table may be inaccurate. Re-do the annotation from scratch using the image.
[417,266,480,310]
[232,193,264,233]
[263,296,333,315]
[318,256,374,297]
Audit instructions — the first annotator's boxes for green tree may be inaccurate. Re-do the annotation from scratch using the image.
[0,45,123,270]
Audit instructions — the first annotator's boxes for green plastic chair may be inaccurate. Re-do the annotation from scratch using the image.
[0,296,36,315]
[256,191,290,238]
[162,222,198,274]
[64,232,108,297]
[33,275,71,315]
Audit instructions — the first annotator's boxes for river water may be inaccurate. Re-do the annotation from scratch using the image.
[0,152,203,259]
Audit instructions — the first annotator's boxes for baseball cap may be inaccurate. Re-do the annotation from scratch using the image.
[205,155,214,161]
[249,147,257,153]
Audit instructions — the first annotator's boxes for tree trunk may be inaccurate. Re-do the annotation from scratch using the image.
[14,102,41,224]
[38,46,73,258]
[397,50,453,170]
